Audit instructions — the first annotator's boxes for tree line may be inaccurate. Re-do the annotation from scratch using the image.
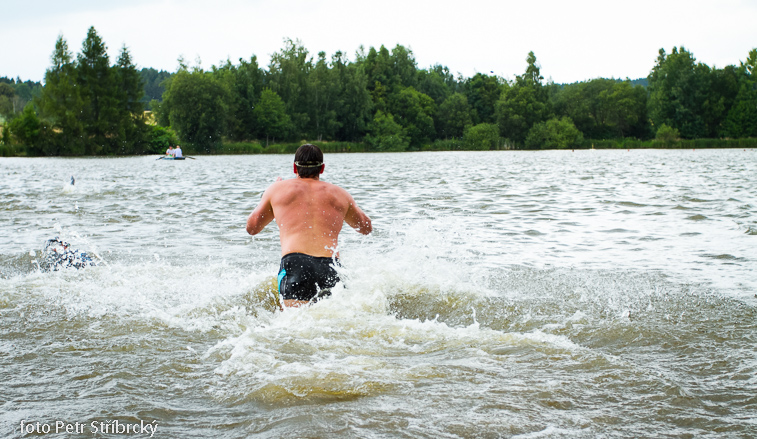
[2,27,756,155]
[150,42,757,151]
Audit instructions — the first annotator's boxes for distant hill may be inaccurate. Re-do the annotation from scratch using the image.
[556,77,648,88]
[0,76,42,88]
[629,77,648,87]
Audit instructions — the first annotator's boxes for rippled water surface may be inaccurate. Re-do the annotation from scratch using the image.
[1,150,756,438]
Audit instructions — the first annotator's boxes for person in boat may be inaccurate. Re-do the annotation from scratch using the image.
[166,145,175,156]
[246,144,372,308]
[174,145,183,158]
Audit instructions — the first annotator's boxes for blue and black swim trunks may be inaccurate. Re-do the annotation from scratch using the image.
[278,253,340,301]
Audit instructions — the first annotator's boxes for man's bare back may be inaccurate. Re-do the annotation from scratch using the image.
[246,176,371,257]
[246,144,371,307]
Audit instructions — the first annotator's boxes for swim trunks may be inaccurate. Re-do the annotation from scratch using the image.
[277,253,340,301]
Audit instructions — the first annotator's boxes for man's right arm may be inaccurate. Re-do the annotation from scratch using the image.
[246,188,275,235]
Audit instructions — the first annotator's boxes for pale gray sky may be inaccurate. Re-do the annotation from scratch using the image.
[3,0,756,84]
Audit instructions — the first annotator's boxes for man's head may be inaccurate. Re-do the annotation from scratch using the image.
[294,144,324,178]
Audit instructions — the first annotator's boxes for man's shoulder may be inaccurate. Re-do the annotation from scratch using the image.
[315,180,350,196]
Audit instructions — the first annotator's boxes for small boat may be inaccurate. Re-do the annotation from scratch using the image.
[158,156,186,160]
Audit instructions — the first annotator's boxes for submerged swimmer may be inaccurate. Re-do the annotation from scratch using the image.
[42,238,96,270]
[246,144,372,308]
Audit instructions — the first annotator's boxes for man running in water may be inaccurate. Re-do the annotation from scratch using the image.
[246,144,372,308]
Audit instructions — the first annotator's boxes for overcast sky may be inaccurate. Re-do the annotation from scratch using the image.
[3,0,756,84]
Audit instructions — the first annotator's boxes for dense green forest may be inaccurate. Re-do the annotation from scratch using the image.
[2,26,757,156]
[0,78,43,125]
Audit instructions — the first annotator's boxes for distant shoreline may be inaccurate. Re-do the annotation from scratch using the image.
[2,137,756,158]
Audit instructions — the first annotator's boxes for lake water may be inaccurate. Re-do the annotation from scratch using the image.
[1,150,756,438]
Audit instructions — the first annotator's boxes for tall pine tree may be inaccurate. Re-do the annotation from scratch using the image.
[77,26,118,154]
[37,35,84,155]
[114,44,148,154]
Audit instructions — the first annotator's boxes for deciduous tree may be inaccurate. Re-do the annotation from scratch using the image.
[267,39,312,138]
[463,123,499,150]
[437,93,472,139]
[161,67,229,152]
[525,117,583,149]
[213,56,263,141]
[723,49,757,138]
[332,51,372,141]
[387,87,436,149]
[309,52,340,140]
[648,47,710,139]
[464,73,503,125]
[552,79,648,139]
[254,88,292,146]
[364,110,408,151]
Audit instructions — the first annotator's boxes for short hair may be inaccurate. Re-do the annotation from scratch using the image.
[294,144,324,178]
